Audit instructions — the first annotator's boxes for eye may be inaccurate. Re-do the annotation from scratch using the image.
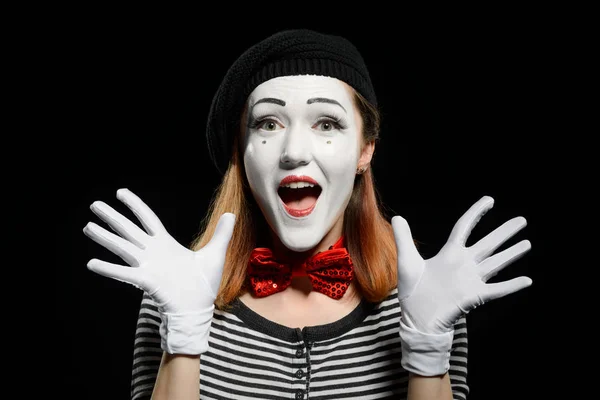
[249,117,284,132]
[259,120,280,131]
[313,118,344,132]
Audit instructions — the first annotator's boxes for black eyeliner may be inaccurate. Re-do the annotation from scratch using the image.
[319,113,348,130]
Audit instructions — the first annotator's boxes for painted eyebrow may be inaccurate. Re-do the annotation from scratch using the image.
[307,97,346,113]
[253,97,286,107]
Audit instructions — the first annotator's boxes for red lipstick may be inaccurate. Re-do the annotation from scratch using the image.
[279,175,319,187]
[283,202,316,217]
[278,175,320,218]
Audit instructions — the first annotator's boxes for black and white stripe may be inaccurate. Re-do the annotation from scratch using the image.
[131,289,469,400]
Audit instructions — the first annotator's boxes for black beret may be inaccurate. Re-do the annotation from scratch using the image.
[205,29,377,175]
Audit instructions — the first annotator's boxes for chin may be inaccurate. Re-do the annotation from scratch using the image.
[278,229,324,253]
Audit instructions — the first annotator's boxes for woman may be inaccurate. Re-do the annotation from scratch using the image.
[83,29,532,399]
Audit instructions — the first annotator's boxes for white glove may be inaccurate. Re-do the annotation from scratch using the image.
[393,195,532,376]
[83,188,235,355]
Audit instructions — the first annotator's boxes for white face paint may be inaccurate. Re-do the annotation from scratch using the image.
[243,75,362,252]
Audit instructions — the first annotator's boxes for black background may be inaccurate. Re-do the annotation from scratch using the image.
[43,9,582,400]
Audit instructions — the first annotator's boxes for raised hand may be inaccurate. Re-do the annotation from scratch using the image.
[392,196,532,375]
[83,188,236,354]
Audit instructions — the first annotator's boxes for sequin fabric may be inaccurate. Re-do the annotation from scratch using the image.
[247,237,354,299]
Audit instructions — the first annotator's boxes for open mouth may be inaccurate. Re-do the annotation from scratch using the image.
[278,176,322,217]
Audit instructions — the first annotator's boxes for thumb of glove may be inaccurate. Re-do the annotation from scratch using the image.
[392,216,425,301]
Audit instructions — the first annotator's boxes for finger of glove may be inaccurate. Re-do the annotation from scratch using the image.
[470,216,527,262]
[90,200,149,249]
[478,239,531,282]
[116,188,166,236]
[204,213,236,253]
[87,258,148,290]
[391,215,424,300]
[83,222,141,267]
[448,196,494,246]
[481,276,533,303]
[202,213,236,291]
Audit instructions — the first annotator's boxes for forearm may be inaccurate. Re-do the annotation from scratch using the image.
[151,352,201,400]
[407,372,453,400]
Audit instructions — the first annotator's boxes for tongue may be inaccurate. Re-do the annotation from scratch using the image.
[279,187,320,210]
[288,196,317,209]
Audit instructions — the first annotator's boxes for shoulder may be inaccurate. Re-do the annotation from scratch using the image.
[359,286,401,327]
[370,286,400,312]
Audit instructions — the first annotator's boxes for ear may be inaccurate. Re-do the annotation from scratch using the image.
[357,141,375,173]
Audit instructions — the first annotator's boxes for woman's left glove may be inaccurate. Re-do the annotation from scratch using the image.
[393,196,532,376]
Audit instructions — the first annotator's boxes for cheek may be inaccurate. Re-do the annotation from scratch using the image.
[315,135,360,172]
[243,137,280,187]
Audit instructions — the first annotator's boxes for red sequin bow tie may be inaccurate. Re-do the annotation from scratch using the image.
[247,237,354,299]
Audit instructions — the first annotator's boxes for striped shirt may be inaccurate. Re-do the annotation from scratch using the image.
[131,288,469,399]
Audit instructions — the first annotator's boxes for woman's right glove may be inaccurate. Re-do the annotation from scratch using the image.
[83,188,235,355]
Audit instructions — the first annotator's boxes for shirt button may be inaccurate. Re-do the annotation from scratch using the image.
[295,348,303,358]
[295,389,304,399]
[295,369,304,378]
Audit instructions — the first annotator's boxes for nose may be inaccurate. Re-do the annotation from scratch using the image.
[280,124,313,167]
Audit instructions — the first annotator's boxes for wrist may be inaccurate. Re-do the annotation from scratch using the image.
[398,317,454,377]
[159,306,214,355]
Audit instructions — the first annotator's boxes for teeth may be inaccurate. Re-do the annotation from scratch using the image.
[281,182,315,189]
